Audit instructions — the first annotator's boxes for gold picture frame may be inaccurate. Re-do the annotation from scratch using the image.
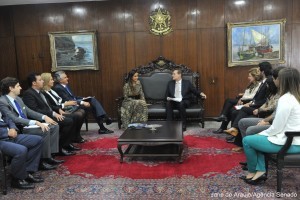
[227,19,286,67]
[49,30,99,71]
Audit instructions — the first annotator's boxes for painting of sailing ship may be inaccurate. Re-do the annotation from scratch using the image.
[227,19,286,67]
[49,30,99,71]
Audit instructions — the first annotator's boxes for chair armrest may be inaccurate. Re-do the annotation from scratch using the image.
[285,131,300,137]
[196,96,205,107]
[277,131,300,159]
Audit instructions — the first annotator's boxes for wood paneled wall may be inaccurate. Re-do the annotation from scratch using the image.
[0,0,299,118]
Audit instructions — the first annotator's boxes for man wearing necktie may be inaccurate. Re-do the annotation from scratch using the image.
[166,69,207,131]
[21,73,80,155]
[53,71,114,134]
[0,113,44,189]
[0,77,63,170]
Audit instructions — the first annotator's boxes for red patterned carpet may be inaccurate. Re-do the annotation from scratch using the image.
[1,127,299,199]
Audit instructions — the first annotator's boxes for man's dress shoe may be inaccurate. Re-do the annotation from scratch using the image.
[215,115,228,122]
[213,128,224,134]
[98,128,114,134]
[39,162,57,170]
[47,157,65,165]
[25,174,44,183]
[59,148,76,156]
[73,137,86,143]
[105,117,113,125]
[11,179,35,189]
[66,144,81,151]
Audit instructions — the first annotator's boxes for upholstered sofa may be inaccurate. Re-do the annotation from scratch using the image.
[116,56,205,129]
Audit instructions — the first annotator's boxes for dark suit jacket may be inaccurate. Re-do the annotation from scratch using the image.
[166,79,201,104]
[250,77,271,108]
[0,95,44,127]
[0,115,18,140]
[22,88,59,118]
[53,83,82,104]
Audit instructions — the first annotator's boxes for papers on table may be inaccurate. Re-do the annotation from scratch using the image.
[128,123,147,129]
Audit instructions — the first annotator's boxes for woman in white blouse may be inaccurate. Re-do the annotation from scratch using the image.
[242,67,300,185]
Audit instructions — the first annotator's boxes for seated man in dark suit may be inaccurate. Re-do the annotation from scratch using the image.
[22,73,80,155]
[0,77,63,169]
[0,113,43,189]
[166,68,207,131]
[53,71,113,134]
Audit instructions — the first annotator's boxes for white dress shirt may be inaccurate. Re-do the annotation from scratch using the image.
[174,79,182,101]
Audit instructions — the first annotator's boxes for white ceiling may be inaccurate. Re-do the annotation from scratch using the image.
[0,0,106,6]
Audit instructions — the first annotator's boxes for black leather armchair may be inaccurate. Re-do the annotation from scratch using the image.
[265,131,300,193]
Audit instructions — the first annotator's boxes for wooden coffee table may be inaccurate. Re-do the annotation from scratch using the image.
[117,121,183,163]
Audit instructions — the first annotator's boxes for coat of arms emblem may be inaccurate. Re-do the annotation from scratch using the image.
[149,8,172,36]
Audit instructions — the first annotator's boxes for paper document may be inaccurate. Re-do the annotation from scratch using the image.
[167,97,182,102]
[82,96,95,101]
[24,123,49,129]
[234,105,244,110]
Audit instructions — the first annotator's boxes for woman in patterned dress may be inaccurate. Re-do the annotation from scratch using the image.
[121,70,148,129]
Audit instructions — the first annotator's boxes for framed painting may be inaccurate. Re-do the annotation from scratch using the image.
[227,19,286,67]
[49,30,99,71]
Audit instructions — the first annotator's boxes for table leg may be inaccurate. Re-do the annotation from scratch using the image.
[117,144,124,163]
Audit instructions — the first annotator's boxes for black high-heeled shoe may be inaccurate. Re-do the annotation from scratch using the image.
[245,174,268,185]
